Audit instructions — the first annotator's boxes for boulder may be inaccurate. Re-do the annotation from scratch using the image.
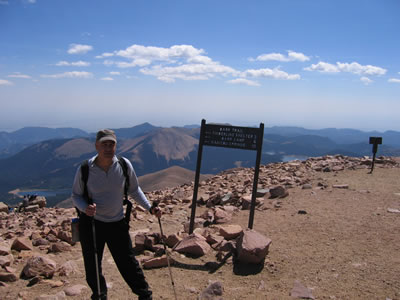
[48,242,71,253]
[183,218,205,233]
[30,196,47,208]
[166,233,181,248]
[218,225,242,240]
[236,229,272,264]
[214,208,232,224]
[0,254,14,267]
[0,202,9,214]
[25,205,40,213]
[174,233,211,257]
[0,244,11,255]
[57,230,73,245]
[22,255,57,279]
[11,237,33,251]
[57,260,79,276]
[143,255,174,269]
[0,271,17,282]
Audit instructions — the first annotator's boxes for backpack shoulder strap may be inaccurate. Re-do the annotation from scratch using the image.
[117,156,132,223]
[80,160,91,204]
[118,156,130,195]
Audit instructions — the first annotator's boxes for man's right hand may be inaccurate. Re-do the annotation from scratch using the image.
[85,204,96,217]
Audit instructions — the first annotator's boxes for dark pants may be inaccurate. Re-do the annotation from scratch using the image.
[79,214,152,300]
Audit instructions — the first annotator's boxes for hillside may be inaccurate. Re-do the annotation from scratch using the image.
[0,156,399,299]
[138,165,211,193]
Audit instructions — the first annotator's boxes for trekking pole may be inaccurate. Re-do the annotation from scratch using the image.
[91,218,101,298]
[87,204,101,299]
[156,213,178,300]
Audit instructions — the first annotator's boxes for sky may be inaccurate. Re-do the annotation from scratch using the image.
[0,0,399,133]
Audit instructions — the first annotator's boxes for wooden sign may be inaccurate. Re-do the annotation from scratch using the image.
[189,119,264,233]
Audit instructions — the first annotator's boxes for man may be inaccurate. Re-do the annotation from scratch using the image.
[72,129,161,300]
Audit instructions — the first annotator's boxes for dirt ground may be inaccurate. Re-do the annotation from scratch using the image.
[2,165,400,300]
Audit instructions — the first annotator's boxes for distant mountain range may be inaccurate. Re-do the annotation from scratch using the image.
[1,123,399,206]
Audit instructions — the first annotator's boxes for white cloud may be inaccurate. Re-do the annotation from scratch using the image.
[101,44,211,69]
[140,63,237,83]
[253,50,310,62]
[0,79,13,85]
[41,71,93,79]
[0,0,9,5]
[96,52,114,59]
[227,78,260,87]
[187,55,215,65]
[100,77,113,81]
[68,44,93,55]
[102,44,304,83]
[116,44,204,63]
[27,0,36,3]
[8,73,31,79]
[304,62,340,73]
[242,68,300,80]
[360,76,373,85]
[55,61,90,67]
[337,62,386,76]
[109,71,121,76]
[305,61,386,76]
[388,78,400,83]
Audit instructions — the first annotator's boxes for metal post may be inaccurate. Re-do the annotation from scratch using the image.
[248,123,264,229]
[189,119,206,234]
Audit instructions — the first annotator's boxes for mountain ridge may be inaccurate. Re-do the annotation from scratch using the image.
[1,123,400,206]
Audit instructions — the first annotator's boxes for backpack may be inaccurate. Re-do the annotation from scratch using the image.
[80,156,133,223]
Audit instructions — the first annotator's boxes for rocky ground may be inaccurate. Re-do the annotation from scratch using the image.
[0,155,399,300]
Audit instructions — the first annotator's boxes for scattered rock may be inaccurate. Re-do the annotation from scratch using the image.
[290,280,315,299]
[333,184,349,189]
[269,186,289,198]
[198,281,223,300]
[34,291,66,300]
[64,284,87,296]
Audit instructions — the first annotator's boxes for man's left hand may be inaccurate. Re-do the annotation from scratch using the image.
[150,206,162,218]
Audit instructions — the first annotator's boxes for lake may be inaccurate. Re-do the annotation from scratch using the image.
[17,189,71,197]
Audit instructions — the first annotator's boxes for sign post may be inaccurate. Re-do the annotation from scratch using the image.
[189,119,264,234]
[369,136,382,173]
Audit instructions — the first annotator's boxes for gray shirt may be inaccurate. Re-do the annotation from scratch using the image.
[71,155,151,222]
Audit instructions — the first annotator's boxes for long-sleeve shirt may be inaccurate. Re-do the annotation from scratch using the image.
[71,155,151,222]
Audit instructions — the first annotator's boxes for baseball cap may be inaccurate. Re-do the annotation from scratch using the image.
[96,129,117,143]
